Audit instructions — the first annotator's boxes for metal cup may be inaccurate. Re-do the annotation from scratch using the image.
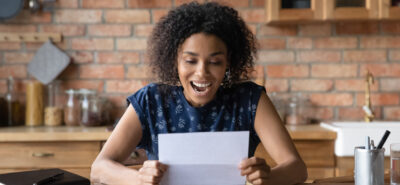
[354,146,385,185]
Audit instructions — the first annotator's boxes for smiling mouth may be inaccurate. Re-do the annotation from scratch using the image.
[190,81,212,94]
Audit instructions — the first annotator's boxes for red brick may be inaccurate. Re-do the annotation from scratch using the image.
[8,11,51,23]
[249,65,265,78]
[287,38,312,49]
[0,80,6,94]
[299,24,331,36]
[54,0,78,8]
[343,50,387,62]
[247,24,257,35]
[297,51,341,63]
[42,25,85,36]
[4,52,34,64]
[117,38,147,50]
[266,65,308,78]
[69,51,94,64]
[152,9,170,23]
[314,37,358,49]
[335,79,379,92]
[258,38,286,50]
[0,65,27,78]
[361,37,400,48]
[389,50,400,61]
[311,64,357,78]
[258,51,295,63]
[252,0,265,7]
[82,0,124,8]
[356,93,399,106]
[210,0,249,8]
[80,65,125,79]
[265,79,288,92]
[380,78,400,91]
[55,10,102,23]
[291,79,333,92]
[381,22,400,34]
[384,107,400,120]
[338,107,382,120]
[62,80,104,92]
[71,38,114,51]
[106,80,148,93]
[0,25,36,32]
[126,65,155,79]
[98,52,140,64]
[175,0,206,6]
[58,65,79,79]
[259,25,297,36]
[128,0,172,8]
[106,10,151,24]
[134,25,154,37]
[360,64,400,77]
[336,22,379,35]
[0,42,21,50]
[309,93,353,106]
[239,9,265,23]
[88,25,131,37]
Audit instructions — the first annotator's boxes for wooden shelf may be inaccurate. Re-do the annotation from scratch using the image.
[266,0,323,24]
[0,32,62,42]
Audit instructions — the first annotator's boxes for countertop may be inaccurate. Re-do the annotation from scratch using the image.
[0,124,336,142]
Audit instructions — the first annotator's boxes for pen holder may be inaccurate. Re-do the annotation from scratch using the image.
[354,146,385,185]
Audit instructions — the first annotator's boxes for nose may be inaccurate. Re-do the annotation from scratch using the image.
[195,60,209,77]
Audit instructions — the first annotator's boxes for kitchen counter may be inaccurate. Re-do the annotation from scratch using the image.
[0,124,336,142]
[0,126,111,142]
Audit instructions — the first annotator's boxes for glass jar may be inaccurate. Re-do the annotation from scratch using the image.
[44,81,63,126]
[79,89,102,126]
[285,93,306,125]
[64,89,80,126]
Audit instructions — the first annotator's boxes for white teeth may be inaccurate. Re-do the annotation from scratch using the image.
[192,82,211,87]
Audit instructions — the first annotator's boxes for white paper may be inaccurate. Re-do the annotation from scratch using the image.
[158,131,249,185]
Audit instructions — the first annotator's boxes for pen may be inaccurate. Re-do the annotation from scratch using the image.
[33,172,64,185]
[377,130,391,149]
[366,136,370,150]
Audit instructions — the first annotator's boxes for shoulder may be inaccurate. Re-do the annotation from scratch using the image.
[228,81,266,94]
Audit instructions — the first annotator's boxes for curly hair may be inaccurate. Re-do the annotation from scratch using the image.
[148,2,257,87]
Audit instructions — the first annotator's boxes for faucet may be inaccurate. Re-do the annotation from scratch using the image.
[363,70,374,122]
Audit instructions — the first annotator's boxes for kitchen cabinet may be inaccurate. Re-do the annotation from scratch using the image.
[266,0,390,24]
[0,126,111,178]
[380,0,400,19]
[254,125,337,182]
[265,0,324,24]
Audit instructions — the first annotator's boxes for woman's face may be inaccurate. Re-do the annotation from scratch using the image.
[177,33,228,107]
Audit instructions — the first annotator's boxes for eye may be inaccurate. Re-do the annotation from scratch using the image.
[184,60,196,64]
[209,61,222,65]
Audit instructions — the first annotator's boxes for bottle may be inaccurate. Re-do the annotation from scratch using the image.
[25,80,44,126]
[79,89,101,126]
[6,76,23,126]
[64,89,80,126]
[44,81,63,126]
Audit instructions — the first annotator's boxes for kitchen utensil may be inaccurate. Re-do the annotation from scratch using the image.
[28,41,70,85]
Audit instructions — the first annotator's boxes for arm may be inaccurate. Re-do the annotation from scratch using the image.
[239,92,307,185]
[90,104,167,185]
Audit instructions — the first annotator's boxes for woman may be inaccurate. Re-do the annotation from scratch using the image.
[91,2,307,185]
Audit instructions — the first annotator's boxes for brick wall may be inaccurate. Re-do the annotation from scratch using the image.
[0,0,399,123]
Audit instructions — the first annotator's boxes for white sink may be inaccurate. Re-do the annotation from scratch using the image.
[320,122,400,156]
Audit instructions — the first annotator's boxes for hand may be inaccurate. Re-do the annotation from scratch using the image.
[137,160,168,185]
[239,157,271,185]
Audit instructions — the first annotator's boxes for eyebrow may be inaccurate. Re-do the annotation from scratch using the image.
[183,51,225,57]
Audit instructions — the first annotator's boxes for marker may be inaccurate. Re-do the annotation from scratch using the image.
[366,136,371,150]
[377,130,391,149]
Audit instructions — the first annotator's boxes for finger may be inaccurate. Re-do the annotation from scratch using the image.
[246,169,270,181]
[139,167,164,177]
[140,173,162,184]
[143,161,168,172]
[249,178,265,185]
[239,157,266,169]
[240,163,270,176]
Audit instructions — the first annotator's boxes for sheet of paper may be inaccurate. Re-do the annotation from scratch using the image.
[158,131,249,185]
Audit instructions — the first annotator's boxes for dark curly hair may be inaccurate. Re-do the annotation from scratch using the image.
[148,2,257,87]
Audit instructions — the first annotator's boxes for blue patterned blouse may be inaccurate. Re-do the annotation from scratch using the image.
[127,81,265,160]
